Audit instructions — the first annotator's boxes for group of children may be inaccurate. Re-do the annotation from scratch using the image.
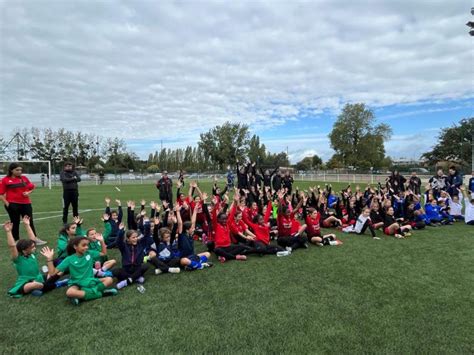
[4,167,474,305]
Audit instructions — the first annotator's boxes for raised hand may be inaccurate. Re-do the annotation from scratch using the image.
[3,221,13,232]
[119,222,125,230]
[127,200,132,207]
[95,234,104,242]
[150,201,157,209]
[162,200,169,209]
[201,192,208,201]
[73,216,83,225]
[102,213,110,221]
[105,197,111,205]
[115,199,121,206]
[40,246,54,260]
[141,199,146,206]
[22,215,31,225]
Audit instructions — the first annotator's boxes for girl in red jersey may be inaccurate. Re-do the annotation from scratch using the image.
[0,163,45,244]
[212,192,252,263]
[302,195,342,246]
[276,190,308,251]
[242,201,290,256]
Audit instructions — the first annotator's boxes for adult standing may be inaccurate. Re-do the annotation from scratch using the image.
[0,163,46,244]
[446,166,462,198]
[386,170,406,194]
[408,171,422,196]
[429,169,447,198]
[282,170,294,195]
[60,162,81,224]
[156,170,173,206]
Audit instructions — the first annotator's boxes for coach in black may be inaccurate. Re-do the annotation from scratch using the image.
[60,162,81,223]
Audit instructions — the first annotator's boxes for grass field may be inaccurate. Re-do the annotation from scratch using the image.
[1,181,473,354]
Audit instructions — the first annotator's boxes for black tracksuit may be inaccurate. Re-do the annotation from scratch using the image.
[60,170,81,223]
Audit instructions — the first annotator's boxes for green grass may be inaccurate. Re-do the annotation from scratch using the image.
[1,182,473,354]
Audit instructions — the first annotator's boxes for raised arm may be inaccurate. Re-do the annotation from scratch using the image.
[3,221,18,259]
[22,216,38,242]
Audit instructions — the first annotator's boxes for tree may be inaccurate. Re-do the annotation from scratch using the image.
[248,135,267,164]
[198,122,250,169]
[295,156,313,171]
[264,152,290,167]
[328,103,392,169]
[421,118,473,169]
[312,155,322,169]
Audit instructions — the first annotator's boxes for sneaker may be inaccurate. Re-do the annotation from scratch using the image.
[218,256,226,263]
[136,276,145,284]
[155,269,163,275]
[404,232,412,237]
[285,246,292,253]
[168,267,181,274]
[103,288,118,297]
[55,278,69,288]
[276,250,291,257]
[31,289,43,297]
[373,237,381,240]
[136,285,146,294]
[235,255,247,261]
[69,297,80,306]
[201,262,214,268]
[35,238,47,246]
[116,280,128,289]
[394,234,404,239]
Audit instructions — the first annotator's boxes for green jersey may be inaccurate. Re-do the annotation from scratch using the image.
[57,250,100,288]
[8,253,44,297]
[56,225,86,259]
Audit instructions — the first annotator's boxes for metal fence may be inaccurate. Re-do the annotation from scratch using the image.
[23,171,471,188]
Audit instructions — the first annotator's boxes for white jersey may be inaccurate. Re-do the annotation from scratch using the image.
[353,215,370,233]
[465,202,474,224]
[448,199,463,216]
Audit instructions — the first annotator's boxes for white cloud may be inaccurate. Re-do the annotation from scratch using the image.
[1,0,472,158]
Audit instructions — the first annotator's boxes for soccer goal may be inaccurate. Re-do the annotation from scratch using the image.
[0,160,52,190]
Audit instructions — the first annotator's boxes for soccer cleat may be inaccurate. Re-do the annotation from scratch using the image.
[102,288,118,297]
[69,297,80,306]
[155,269,164,275]
[303,242,310,249]
[35,238,47,246]
[285,246,292,253]
[31,289,43,297]
[201,262,214,268]
[116,280,128,289]
[168,267,181,274]
[276,250,291,257]
[55,278,70,288]
[218,256,226,263]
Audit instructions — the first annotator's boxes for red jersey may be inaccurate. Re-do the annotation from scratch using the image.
[212,201,232,248]
[0,175,35,204]
[305,213,321,237]
[277,211,300,236]
[243,201,272,245]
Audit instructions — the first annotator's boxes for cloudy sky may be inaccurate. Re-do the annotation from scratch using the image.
[1,0,473,163]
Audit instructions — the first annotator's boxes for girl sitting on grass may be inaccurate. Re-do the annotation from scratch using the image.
[55,216,85,265]
[43,235,117,305]
[383,206,412,239]
[5,217,68,298]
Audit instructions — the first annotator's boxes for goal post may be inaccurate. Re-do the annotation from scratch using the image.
[0,160,52,190]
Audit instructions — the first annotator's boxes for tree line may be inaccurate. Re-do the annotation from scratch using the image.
[1,104,471,174]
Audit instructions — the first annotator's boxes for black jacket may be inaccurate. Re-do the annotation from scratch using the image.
[60,170,81,190]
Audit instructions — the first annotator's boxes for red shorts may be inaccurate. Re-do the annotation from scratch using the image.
[384,227,394,235]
